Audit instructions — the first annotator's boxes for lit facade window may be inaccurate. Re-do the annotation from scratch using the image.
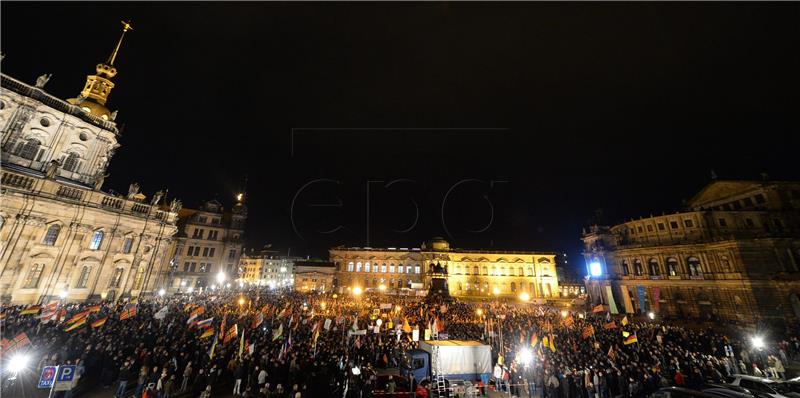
[356,262,362,272]
[415,266,420,274]
[108,267,124,288]
[22,263,45,288]
[89,230,104,250]
[381,264,387,273]
[42,224,61,246]
[347,262,354,272]
[122,237,133,254]
[365,263,371,273]
[76,265,91,288]
[389,264,395,273]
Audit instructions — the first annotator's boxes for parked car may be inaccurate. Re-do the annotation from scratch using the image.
[726,375,795,398]
[653,386,728,398]
[699,382,773,398]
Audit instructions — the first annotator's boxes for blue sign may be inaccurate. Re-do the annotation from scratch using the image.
[38,366,57,389]
[54,365,77,391]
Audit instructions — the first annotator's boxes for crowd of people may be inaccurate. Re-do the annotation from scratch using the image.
[1,287,798,398]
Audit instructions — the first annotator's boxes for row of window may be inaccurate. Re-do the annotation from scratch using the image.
[450,265,546,277]
[195,216,221,225]
[346,262,421,274]
[620,257,703,277]
[186,245,216,258]
[22,263,143,290]
[183,262,211,273]
[42,225,110,251]
[191,228,220,240]
[360,278,414,288]
[711,194,766,212]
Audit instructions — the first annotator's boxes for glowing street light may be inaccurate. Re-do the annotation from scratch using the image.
[378,284,387,292]
[395,305,402,313]
[519,292,530,302]
[216,271,226,285]
[59,291,68,299]
[8,353,30,373]
[492,287,500,296]
[158,289,165,297]
[320,302,327,310]
[751,335,765,350]
[560,310,568,318]
[187,287,194,293]
[238,297,245,306]
[518,348,533,366]
[352,286,363,296]
[589,261,603,277]
[647,312,655,320]
[476,308,484,316]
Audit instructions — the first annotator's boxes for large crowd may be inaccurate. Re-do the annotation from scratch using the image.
[1,288,798,398]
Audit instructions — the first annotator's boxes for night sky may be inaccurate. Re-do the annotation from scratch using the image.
[2,3,799,269]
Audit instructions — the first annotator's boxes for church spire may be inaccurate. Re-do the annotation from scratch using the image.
[68,20,133,120]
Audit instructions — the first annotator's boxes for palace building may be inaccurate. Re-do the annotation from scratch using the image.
[583,179,800,324]
[164,199,246,292]
[329,237,559,299]
[0,23,180,304]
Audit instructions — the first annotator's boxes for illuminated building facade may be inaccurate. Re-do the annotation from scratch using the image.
[583,179,800,324]
[0,23,180,304]
[237,250,301,288]
[166,199,246,292]
[293,260,336,293]
[330,237,558,298]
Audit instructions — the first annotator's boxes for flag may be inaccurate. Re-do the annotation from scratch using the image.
[324,318,332,331]
[196,317,214,329]
[223,324,239,344]
[251,313,264,329]
[154,306,169,320]
[184,303,195,312]
[20,305,41,315]
[200,328,215,339]
[548,334,556,352]
[582,325,595,339]
[248,342,255,356]
[239,329,245,358]
[119,306,137,320]
[350,316,359,332]
[65,311,90,325]
[208,332,218,359]
[13,332,31,348]
[563,315,574,328]
[530,332,539,347]
[592,304,605,313]
[220,315,227,338]
[190,306,205,318]
[624,332,638,345]
[65,317,87,332]
[604,321,617,330]
[622,331,630,338]
[542,336,549,349]
[402,318,411,333]
[608,346,616,361]
[91,317,108,329]
[272,323,283,341]
[621,316,629,326]
[87,305,102,313]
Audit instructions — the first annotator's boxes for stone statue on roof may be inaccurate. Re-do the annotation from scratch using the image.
[35,74,52,88]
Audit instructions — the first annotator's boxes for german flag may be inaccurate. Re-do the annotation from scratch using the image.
[530,332,539,348]
[582,325,595,339]
[87,305,102,313]
[592,304,605,313]
[623,332,638,345]
[91,317,108,329]
[621,316,629,326]
[200,327,215,339]
[562,315,575,328]
[190,306,205,318]
[65,318,87,332]
[20,306,41,315]
[603,321,617,330]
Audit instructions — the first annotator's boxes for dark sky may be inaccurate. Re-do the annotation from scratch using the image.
[2,3,799,270]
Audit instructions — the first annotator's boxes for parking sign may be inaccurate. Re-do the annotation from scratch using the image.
[38,366,57,389]
[53,365,77,391]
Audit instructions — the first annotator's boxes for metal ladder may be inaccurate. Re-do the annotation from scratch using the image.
[431,342,449,397]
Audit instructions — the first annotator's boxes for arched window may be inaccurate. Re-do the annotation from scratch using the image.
[17,138,41,160]
[132,266,146,290]
[108,267,124,288]
[667,258,679,276]
[648,258,659,276]
[62,152,80,172]
[511,282,516,292]
[621,260,630,276]
[347,262,354,272]
[356,262,362,272]
[122,237,134,254]
[23,263,45,288]
[42,224,61,246]
[397,264,404,274]
[687,256,702,276]
[89,230,104,250]
[76,265,92,288]
[634,259,643,276]
[364,263,371,273]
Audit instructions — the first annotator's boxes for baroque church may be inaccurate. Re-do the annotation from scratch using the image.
[0,22,181,304]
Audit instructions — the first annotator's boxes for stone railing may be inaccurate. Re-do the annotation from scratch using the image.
[1,169,178,224]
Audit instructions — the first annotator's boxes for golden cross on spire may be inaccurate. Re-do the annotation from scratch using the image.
[107,20,133,66]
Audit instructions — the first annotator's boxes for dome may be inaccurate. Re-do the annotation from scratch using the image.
[67,98,112,120]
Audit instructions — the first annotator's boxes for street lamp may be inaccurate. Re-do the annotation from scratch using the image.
[476,308,483,316]
[352,287,363,296]
[8,353,30,373]
[216,271,226,285]
[560,310,568,318]
[59,291,68,299]
[238,297,245,306]
[492,287,500,296]
[158,289,165,297]
[751,335,765,350]
[647,311,655,320]
[378,284,387,292]
[519,292,530,302]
